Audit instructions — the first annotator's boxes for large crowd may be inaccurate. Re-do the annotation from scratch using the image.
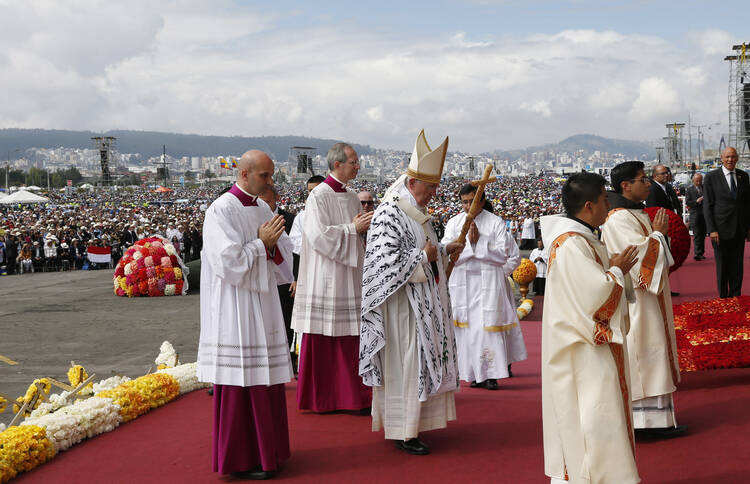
[0,175,564,276]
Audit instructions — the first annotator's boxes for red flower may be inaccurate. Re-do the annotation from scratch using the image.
[644,206,690,273]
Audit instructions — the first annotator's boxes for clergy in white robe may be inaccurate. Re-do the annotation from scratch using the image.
[601,161,685,436]
[541,172,640,484]
[441,185,527,389]
[197,150,294,478]
[291,144,372,412]
[360,130,463,455]
[529,239,548,295]
[520,216,536,249]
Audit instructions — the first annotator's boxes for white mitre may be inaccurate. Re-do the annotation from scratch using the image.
[387,130,449,195]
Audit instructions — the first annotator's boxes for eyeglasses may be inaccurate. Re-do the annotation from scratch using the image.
[360,200,374,206]
[630,177,650,184]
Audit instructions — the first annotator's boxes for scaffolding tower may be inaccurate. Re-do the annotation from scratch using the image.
[290,146,317,176]
[664,123,685,169]
[91,136,116,186]
[153,145,172,186]
[724,42,750,164]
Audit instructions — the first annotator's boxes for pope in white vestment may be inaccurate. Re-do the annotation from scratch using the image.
[442,201,527,387]
[602,189,681,431]
[196,151,294,477]
[291,144,372,412]
[360,130,462,455]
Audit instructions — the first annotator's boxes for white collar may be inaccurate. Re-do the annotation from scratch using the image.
[235,184,258,199]
[722,166,735,176]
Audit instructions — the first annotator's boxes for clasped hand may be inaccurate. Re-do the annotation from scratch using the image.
[609,245,639,274]
[258,215,285,250]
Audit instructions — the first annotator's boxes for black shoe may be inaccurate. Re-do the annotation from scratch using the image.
[395,438,430,455]
[470,381,481,388]
[358,406,372,416]
[507,364,513,378]
[670,291,680,297]
[484,379,499,390]
[232,466,273,480]
[636,425,688,439]
[207,387,214,396]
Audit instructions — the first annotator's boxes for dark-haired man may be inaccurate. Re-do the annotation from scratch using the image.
[441,184,526,390]
[646,164,682,217]
[601,161,685,437]
[540,172,639,484]
[703,147,750,298]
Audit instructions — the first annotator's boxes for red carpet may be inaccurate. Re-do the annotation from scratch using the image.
[15,240,750,483]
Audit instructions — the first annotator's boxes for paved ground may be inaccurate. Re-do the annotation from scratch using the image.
[0,269,200,425]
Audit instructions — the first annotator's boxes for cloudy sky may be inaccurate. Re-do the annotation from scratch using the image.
[0,0,745,152]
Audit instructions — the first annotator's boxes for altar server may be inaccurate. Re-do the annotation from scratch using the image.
[541,172,640,484]
[291,143,373,412]
[197,150,294,480]
[441,184,527,390]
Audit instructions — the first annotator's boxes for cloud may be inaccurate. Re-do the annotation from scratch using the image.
[0,3,737,151]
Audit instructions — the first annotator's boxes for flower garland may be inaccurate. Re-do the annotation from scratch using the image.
[92,375,132,394]
[157,362,209,395]
[67,365,94,394]
[673,296,750,372]
[112,237,188,297]
[0,425,56,483]
[517,298,534,320]
[95,373,180,422]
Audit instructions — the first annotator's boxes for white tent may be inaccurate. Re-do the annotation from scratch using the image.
[0,192,7,199]
[25,185,43,191]
[0,189,49,204]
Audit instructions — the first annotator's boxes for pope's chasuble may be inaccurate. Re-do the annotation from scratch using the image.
[360,179,458,439]
[601,192,680,412]
[441,209,527,382]
[540,214,639,484]
[197,184,294,387]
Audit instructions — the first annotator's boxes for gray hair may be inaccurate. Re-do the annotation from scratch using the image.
[327,142,352,171]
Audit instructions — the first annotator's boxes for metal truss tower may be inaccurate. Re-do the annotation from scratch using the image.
[664,123,685,169]
[91,136,116,186]
[725,43,750,164]
[290,146,317,176]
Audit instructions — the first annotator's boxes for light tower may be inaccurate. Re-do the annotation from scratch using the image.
[724,42,750,164]
[664,123,685,170]
[290,146,317,177]
[91,136,116,186]
[153,145,172,186]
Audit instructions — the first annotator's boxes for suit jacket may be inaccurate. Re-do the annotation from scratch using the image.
[646,181,682,216]
[684,184,705,225]
[703,167,750,240]
[278,208,296,236]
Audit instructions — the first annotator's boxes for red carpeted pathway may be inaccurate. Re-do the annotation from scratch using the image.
[15,242,750,483]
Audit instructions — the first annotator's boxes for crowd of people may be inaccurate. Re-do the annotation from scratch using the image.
[0,174,564,276]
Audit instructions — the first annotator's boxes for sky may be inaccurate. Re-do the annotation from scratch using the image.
[0,0,746,153]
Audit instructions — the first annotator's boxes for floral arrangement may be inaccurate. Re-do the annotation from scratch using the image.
[92,375,132,394]
[13,378,52,416]
[673,296,750,372]
[512,258,537,285]
[95,373,179,422]
[517,298,534,320]
[157,362,209,395]
[155,341,179,369]
[644,207,690,274]
[67,364,93,394]
[0,425,56,483]
[112,237,188,297]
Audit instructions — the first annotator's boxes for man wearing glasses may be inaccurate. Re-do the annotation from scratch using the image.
[602,161,685,438]
[646,164,682,217]
[358,191,375,213]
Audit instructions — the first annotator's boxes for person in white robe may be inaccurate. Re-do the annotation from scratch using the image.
[601,161,686,437]
[541,172,640,484]
[441,184,527,390]
[291,144,373,412]
[529,239,548,295]
[197,150,295,479]
[520,215,536,249]
[360,130,464,455]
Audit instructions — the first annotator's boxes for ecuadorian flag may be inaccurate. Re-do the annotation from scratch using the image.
[220,157,229,169]
[231,157,237,168]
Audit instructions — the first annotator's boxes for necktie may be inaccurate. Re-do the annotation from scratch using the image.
[730,172,737,198]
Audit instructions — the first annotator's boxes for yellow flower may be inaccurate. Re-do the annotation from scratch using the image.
[0,425,56,482]
[512,258,537,285]
[0,396,7,414]
[96,373,179,422]
[13,379,52,416]
[67,365,93,391]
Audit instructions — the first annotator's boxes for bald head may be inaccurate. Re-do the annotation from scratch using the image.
[722,146,738,172]
[692,173,703,186]
[237,150,275,195]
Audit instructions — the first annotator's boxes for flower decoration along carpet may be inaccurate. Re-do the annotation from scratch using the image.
[673,295,750,372]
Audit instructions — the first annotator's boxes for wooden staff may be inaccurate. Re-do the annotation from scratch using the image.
[446,164,497,279]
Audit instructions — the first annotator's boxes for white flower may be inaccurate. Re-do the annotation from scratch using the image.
[92,375,131,394]
[165,245,176,256]
[155,341,178,367]
[157,362,210,394]
[164,284,176,296]
[0,423,6,432]
[132,251,142,260]
[124,264,132,275]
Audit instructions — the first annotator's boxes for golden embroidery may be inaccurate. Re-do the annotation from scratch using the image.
[593,274,623,345]
[453,320,469,328]
[548,232,580,270]
[657,292,680,385]
[484,323,518,332]
[610,343,636,456]
[638,237,660,290]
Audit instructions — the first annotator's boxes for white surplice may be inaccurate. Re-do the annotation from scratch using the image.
[441,209,527,383]
[521,217,536,240]
[289,209,305,255]
[291,181,364,336]
[529,247,548,278]
[601,200,680,429]
[360,178,458,440]
[540,215,639,484]
[197,188,294,387]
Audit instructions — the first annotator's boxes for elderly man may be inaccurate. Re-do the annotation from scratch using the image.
[646,164,682,216]
[291,143,373,413]
[357,190,375,213]
[684,173,706,261]
[703,147,750,297]
[197,150,294,479]
[360,130,464,455]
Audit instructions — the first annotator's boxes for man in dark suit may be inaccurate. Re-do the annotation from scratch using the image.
[703,147,750,298]
[259,184,296,361]
[685,173,707,260]
[646,164,682,217]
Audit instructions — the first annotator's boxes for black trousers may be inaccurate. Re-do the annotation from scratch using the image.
[712,234,745,298]
[689,213,706,258]
[533,277,546,295]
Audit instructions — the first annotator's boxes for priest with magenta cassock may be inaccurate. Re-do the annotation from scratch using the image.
[197,150,294,480]
[540,172,640,484]
[360,130,464,456]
